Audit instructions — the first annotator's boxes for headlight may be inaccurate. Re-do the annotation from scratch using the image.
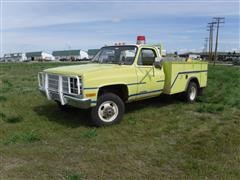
[70,77,79,94]
[38,72,45,88]
[62,76,82,95]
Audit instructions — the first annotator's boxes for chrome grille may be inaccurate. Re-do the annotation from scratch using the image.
[46,74,81,95]
[48,74,59,91]
[62,76,69,93]
[70,77,79,94]
[49,91,60,101]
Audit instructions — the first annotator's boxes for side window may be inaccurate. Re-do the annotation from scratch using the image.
[138,49,156,65]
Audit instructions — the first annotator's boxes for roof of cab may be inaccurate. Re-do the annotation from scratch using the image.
[104,44,157,48]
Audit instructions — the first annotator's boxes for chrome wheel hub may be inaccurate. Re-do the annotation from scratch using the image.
[98,101,118,122]
[190,86,197,101]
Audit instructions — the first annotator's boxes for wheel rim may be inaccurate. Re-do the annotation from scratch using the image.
[189,86,197,101]
[98,101,119,122]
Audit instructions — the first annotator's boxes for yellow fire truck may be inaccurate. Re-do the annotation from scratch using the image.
[38,36,208,126]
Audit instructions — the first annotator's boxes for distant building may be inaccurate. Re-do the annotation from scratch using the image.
[52,49,89,61]
[2,53,27,62]
[26,51,55,61]
[88,49,100,59]
[216,52,240,61]
[179,53,202,60]
[180,52,240,61]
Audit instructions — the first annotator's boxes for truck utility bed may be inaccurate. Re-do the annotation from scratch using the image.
[162,61,208,94]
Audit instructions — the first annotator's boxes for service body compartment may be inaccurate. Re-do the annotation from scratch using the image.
[162,61,208,94]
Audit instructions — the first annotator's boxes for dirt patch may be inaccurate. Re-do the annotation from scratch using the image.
[0,155,28,174]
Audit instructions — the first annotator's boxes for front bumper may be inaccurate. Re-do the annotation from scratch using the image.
[39,88,92,109]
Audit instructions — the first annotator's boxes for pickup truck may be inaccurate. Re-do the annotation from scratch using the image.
[38,44,208,126]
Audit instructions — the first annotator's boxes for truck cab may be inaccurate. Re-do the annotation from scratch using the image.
[38,39,208,126]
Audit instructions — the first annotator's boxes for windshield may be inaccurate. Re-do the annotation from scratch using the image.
[91,46,137,65]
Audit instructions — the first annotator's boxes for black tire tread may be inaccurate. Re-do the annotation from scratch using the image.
[91,93,125,127]
[184,81,198,103]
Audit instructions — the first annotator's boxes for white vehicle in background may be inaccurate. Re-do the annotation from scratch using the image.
[2,53,27,62]
[189,54,201,60]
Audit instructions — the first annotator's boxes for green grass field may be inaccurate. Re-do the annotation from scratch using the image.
[0,62,240,179]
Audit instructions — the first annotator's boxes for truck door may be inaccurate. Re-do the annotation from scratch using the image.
[135,48,165,99]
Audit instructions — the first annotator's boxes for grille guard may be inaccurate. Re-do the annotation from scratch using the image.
[39,73,82,105]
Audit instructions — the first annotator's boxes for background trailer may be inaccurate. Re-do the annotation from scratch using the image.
[52,49,89,61]
[2,53,27,62]
[26,51,55,61]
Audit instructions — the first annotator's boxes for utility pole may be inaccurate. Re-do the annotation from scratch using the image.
[213,17,225,65]
[207,22,216,62]
[203,38,208,60]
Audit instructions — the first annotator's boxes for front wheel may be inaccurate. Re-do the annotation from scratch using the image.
[91,93,125,126]
[184,81,198,103]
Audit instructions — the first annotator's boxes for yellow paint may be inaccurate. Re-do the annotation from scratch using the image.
[162,61,208,94]
[186,57,192,62]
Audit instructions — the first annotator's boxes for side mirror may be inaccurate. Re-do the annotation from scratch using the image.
[154,57,162,68]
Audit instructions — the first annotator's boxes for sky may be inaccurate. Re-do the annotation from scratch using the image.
[0,0,239,56]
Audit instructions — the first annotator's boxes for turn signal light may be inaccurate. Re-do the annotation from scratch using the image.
[86,93,96,97]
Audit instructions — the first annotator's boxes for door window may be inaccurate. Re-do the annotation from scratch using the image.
[138,49,156,65]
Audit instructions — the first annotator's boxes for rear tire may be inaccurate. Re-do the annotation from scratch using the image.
[91,93,125,126]
[184,81,198,103]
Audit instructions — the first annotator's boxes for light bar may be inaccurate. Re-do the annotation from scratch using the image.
[137,36,146,44]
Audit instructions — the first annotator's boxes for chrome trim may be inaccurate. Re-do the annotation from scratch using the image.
[38,72,44,88]
[39,88,91,109]
[45,74,50,100]
[64,96,91,109]
[45,74,82,95]
[58,75,64,105]
[38,72,91,108]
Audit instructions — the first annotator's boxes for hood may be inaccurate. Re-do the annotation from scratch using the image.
[44,63,123,76]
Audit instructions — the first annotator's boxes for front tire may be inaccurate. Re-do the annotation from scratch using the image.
[185,81,198,103]
[91,93,125,126]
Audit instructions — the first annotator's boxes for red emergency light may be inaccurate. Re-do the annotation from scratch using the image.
[137,36,146,44]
